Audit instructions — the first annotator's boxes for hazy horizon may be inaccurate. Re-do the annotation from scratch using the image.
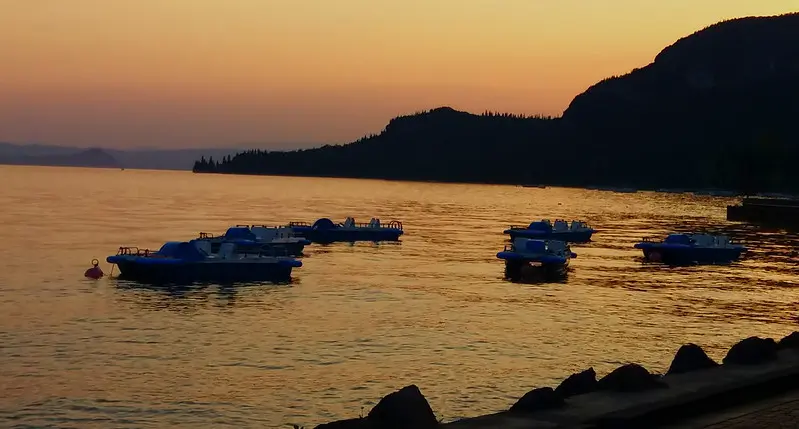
[1,1,796,149]
[0,140,327,151]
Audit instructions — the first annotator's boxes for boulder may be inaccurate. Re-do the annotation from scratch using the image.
[554,367,598,398]
[597,363,667,392]
[367,385,438,428]
[777,332,799,350]
[509,387,565,413]
[666,344,719,375]
[723,336,778,365]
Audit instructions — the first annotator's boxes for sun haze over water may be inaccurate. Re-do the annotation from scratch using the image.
[1,0,796,148]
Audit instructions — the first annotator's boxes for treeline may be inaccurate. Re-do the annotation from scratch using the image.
[193,107,563,185]
[191,110,798,193]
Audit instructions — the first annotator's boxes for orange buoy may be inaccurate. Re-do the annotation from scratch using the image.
[84,259,104,279]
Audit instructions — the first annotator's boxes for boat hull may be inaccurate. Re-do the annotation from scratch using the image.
[277,241,308,256]
[293,228,403,244]
[505,229,594,243]
[636,244,745,265]
[727,202,799,227]
[502,258,568,282]
[108,257,299,284]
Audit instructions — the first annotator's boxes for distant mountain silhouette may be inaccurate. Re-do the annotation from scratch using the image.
[194,13,799,194]
[0,142,271,171]
[0,147,121,168]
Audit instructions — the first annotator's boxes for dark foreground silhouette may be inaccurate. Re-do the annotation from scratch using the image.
[310,333,799,429]
[194,13,799,194]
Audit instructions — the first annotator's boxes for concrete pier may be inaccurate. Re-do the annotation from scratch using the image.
[659,390,799,428]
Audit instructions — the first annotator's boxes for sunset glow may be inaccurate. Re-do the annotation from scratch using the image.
[1,0,796,148]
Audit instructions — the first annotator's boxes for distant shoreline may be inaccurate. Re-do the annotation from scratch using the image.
[0,162,754,197]
[192,168,750,196]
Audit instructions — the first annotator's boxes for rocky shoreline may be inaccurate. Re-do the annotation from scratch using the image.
[310,332,799,428]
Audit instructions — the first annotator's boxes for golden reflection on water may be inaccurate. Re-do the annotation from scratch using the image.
[0,165,798,428]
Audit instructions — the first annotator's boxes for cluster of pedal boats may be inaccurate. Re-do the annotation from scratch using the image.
[496,219,748,281]
[105,217,403,284]
[103,213,749,285]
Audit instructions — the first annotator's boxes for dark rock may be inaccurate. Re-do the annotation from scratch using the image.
[777,332,799,350]
[367,385,438,428]
[509,387,565,413]
[314,418,375,429]
[723,336,778,365]
[666,343,719,375]
[555,367,598,398]
[597,363,668,392]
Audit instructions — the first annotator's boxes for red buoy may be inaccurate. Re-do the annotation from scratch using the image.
[85,259,104,279]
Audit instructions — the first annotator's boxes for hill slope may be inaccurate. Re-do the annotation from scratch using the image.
[0,147,121,168]
[194,13,799,193]
[0,142,245,171]
[561,13,799,191]
[195,108,559,184]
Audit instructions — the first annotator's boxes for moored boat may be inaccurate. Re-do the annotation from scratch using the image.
[496,238,576,281]
[198,225,310,256]
[634,233,747,265]
[504,219,595,243]
[727,196,799,227]
[287,217,403,244]
[106,240,302,284]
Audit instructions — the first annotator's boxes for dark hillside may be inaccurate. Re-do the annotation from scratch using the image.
[196,13,799,193]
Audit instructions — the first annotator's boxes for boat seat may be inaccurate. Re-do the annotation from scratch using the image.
[513,238,548,254]
[218,242,236,259]
[251,226,277,241]
[548,241,567,252]
[692,234,715,247]
[343,217,355,228]
[368,218,381,228]
[553,220,568,231]
[194,240,212,256]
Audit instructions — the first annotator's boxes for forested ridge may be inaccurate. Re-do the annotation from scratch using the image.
[195,13,799,194]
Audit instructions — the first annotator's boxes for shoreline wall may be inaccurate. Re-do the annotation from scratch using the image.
[310,332,799,429]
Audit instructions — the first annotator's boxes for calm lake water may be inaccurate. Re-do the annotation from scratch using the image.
[1,165,798,428]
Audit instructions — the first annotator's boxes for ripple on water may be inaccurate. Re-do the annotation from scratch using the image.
[1,168,799,427]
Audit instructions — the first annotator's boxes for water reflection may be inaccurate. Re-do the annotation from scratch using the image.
[504,271,570,286]
[112,279,296,312]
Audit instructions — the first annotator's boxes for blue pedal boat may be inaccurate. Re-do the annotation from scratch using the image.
[497,238,577,281]
[504,219,595,243]
[106,240,302,284]
[198,225,310,257]
[288,217,403,244]
[634,233,747,265]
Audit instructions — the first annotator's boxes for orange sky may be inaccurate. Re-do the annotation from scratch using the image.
[1,0,797,149]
